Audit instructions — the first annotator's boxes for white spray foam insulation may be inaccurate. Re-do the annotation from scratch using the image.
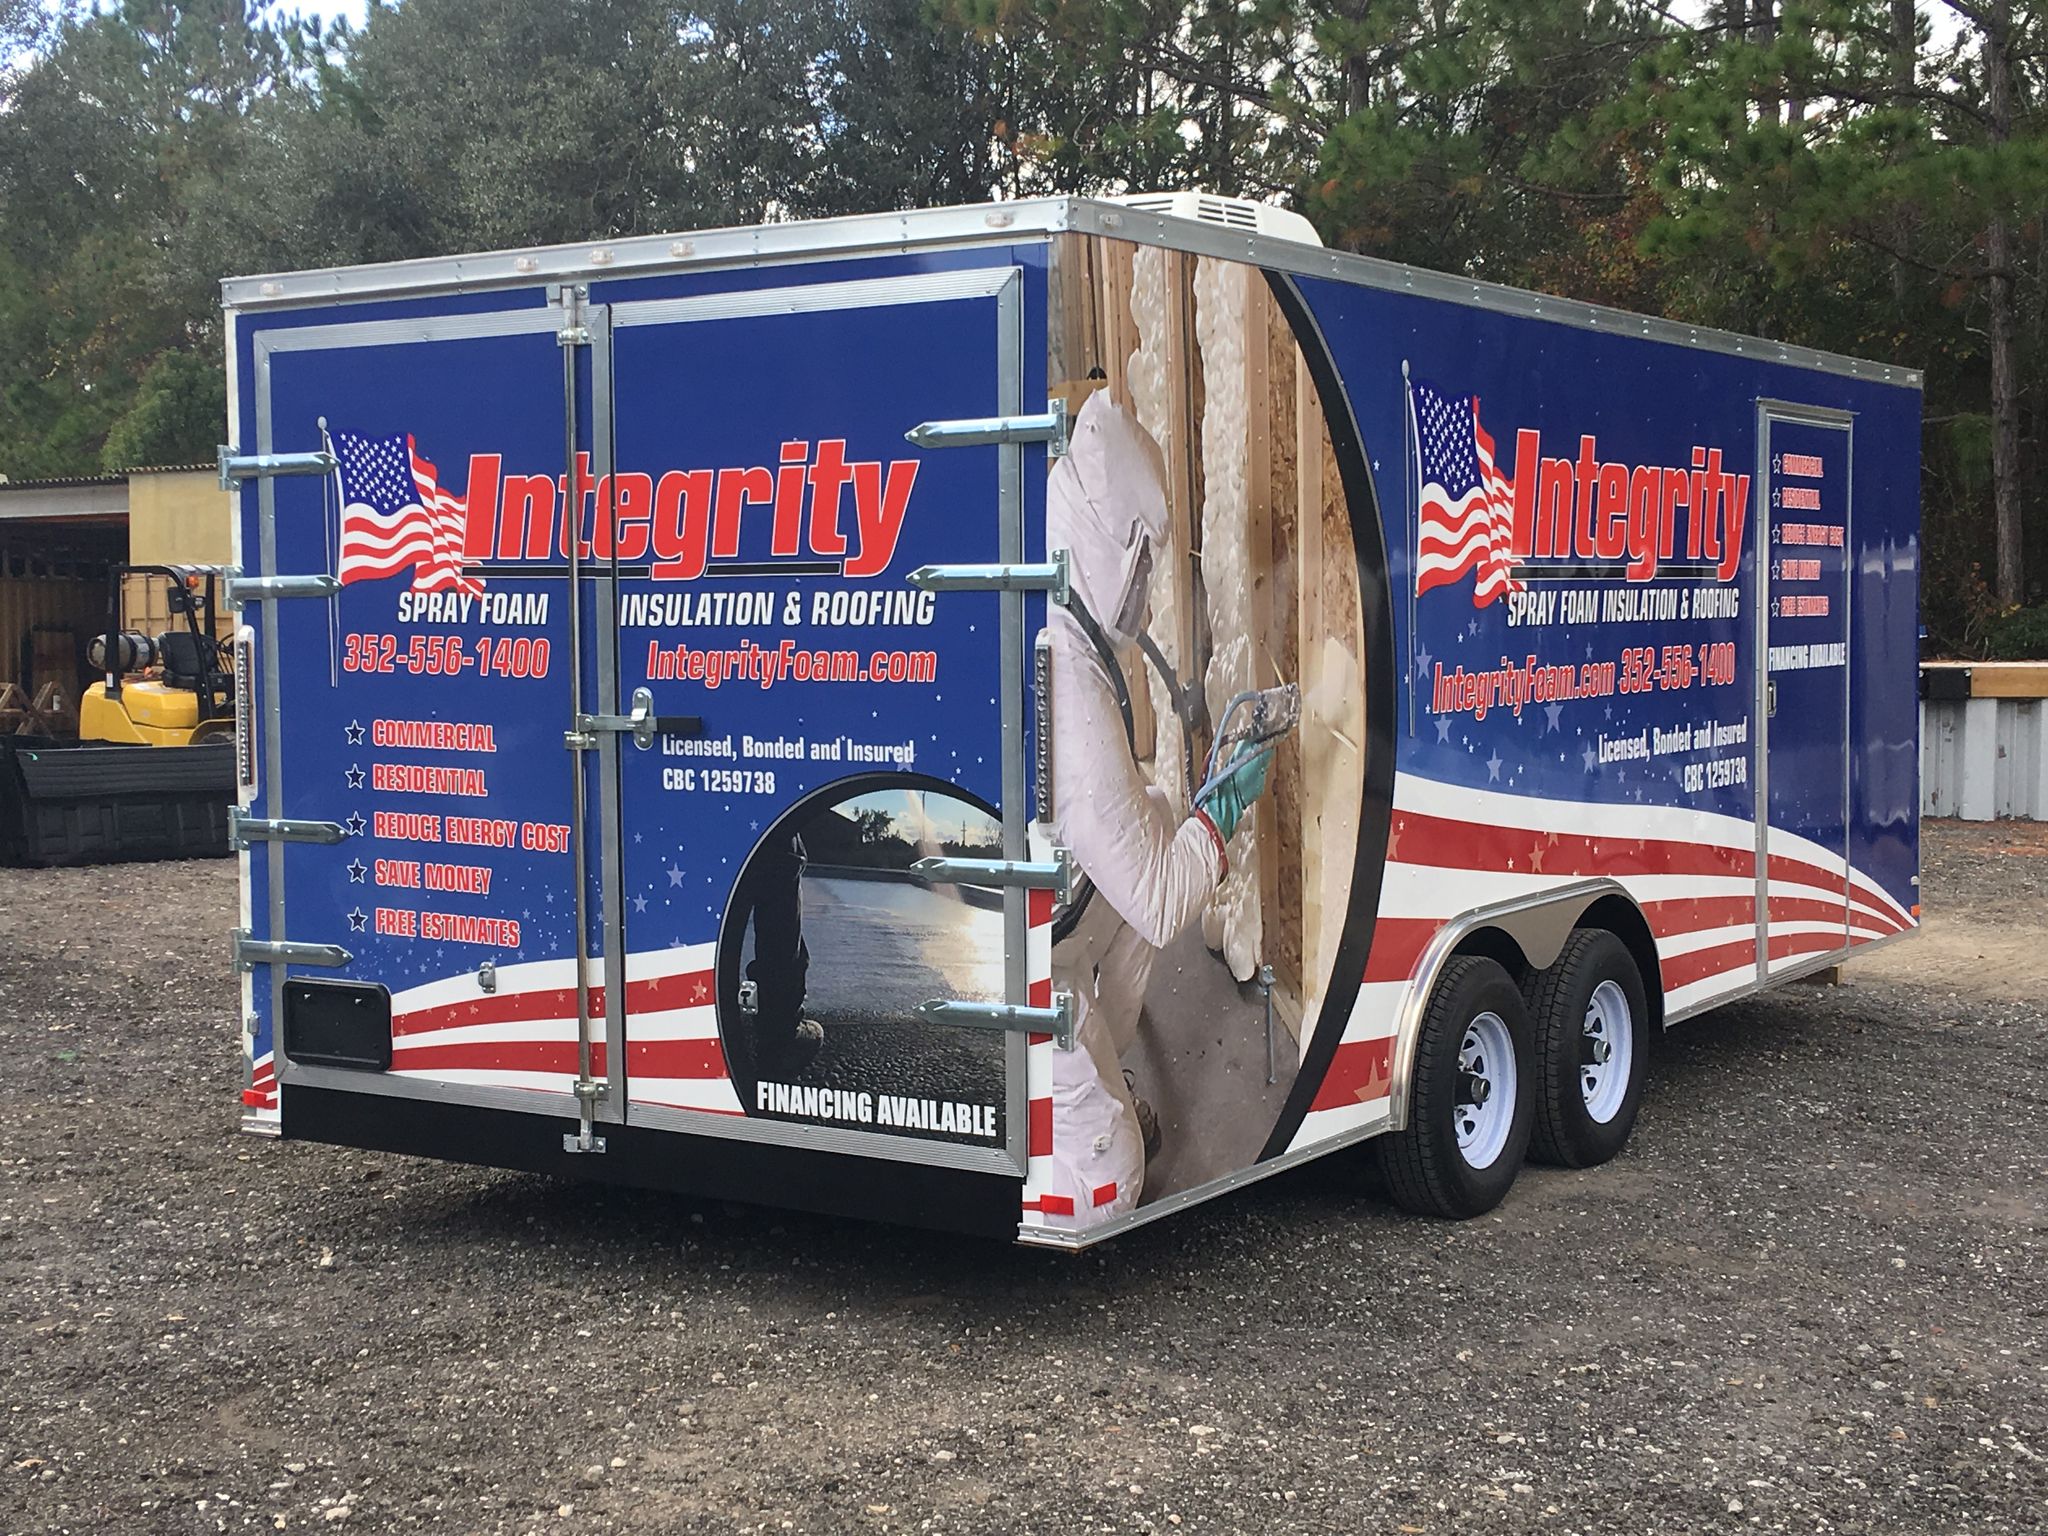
[1193,257,1262,982]
[1123,245,1183,808]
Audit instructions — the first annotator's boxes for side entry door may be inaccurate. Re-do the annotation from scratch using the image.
[1757,402,1854,973]
[601,267,1034,1174]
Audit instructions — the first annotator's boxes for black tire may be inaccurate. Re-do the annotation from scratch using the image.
[1377,955,1533,1219]
[1521,927,1650,1168]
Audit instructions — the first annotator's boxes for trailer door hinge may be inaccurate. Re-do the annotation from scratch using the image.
[228,809,349,850]
[233,928,352,972]
[218,445,337,490]
[906,399,1069,457]
[912,847,1071,902]
[917,993,1075,1052]
[908,547,1069,603]
[225,572,341,608]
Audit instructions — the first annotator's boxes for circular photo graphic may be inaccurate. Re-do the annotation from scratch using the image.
[716,774,1008,1147]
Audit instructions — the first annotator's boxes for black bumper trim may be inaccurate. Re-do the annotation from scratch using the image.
[281,1085,1023,1239]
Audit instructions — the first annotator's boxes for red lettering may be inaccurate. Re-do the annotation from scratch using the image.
[1660,467,1689,559]
[1536,458,1574,558]
[1626,465,1661,581]
[651,469,713,579]
[1719,473,1749,582]
[595,471,654,560]
[1595,461,1630,560]
[772,441,807,557]
[1507,428,1540,557]
[1573,436,1600,558]
[1700,448,1726,562]
[459,454,501,560]
[501,474,556,560]
[712,466,774,560]
[807,440,853,556]
[845,460,919,578]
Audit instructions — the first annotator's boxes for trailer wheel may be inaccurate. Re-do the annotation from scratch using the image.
[1378,955,1532,1219]
[1521,928,1649,1168]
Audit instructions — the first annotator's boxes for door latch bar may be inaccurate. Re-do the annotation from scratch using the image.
[218,446,337,490]
[567,686,703,751]
[913,848,1071,902]
[228,809,348,849]
[916,994,1075,1052]
[908,547,1068,603]
[233,929,351,971]
[905,399,1068,456]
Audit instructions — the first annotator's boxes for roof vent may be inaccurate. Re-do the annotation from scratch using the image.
[1104,192,1322,247]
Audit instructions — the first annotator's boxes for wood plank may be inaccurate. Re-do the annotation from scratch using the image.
[1243,276,1306,1034]
[1159,251,1200,795]
[1923,660,2048,699]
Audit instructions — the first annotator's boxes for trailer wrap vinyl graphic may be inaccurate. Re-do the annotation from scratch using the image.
[233,229,1918,1239]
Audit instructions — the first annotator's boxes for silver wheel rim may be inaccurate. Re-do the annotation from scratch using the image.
[1580,979,1633,1124]
[1454,1011,1516,1170]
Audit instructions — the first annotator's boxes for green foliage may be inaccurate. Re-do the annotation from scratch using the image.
[101,351,226,471]
[1983,604,2048,661]
[0,0,2039,635]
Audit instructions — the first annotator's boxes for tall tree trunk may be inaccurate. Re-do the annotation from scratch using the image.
[1983,0,2023,605]
[1888,0,1916,308]
[1342,1,1375,117]
[1756,0,1780,128]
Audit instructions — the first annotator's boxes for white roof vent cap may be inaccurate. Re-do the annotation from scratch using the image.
[1104,192,1322,247]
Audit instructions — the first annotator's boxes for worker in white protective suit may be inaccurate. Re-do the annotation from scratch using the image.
[1039,390,1273,1227]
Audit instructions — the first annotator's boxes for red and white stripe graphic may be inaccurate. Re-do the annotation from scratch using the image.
[1288,774,1915,1153]
[382,943,742,1115]
[1018,862,1065,1227]
[243,1049,277,1112]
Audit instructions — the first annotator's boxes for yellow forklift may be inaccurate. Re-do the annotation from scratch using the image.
[0,564,237,865]
[80,564,236,745]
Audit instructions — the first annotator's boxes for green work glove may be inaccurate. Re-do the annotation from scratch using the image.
[1197,745,1274,842]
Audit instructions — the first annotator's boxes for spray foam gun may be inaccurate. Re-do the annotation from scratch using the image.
[1193,683,1302,806]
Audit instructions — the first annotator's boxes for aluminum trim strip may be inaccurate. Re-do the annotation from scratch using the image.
[254,307,566,353]
[610,264,1019,328]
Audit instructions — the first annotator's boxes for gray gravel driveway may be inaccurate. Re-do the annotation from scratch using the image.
[2,822,2043,1534]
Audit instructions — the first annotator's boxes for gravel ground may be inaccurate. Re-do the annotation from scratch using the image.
[2,822,2044,1535]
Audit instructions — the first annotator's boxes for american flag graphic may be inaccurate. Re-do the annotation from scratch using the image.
[333,429,481,594]
[1410,377,1523,607]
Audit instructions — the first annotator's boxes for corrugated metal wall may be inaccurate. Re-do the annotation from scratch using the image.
[1923,696,2048,820]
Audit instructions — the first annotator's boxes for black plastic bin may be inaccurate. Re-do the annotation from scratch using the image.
[0,736,235,867]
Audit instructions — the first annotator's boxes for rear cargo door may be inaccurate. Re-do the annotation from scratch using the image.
[253,303,607,1115]
[1758,403,1854,972]
[602,268,1029,1171]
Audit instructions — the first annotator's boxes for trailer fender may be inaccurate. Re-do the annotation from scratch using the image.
[1384,879,1659,1133]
